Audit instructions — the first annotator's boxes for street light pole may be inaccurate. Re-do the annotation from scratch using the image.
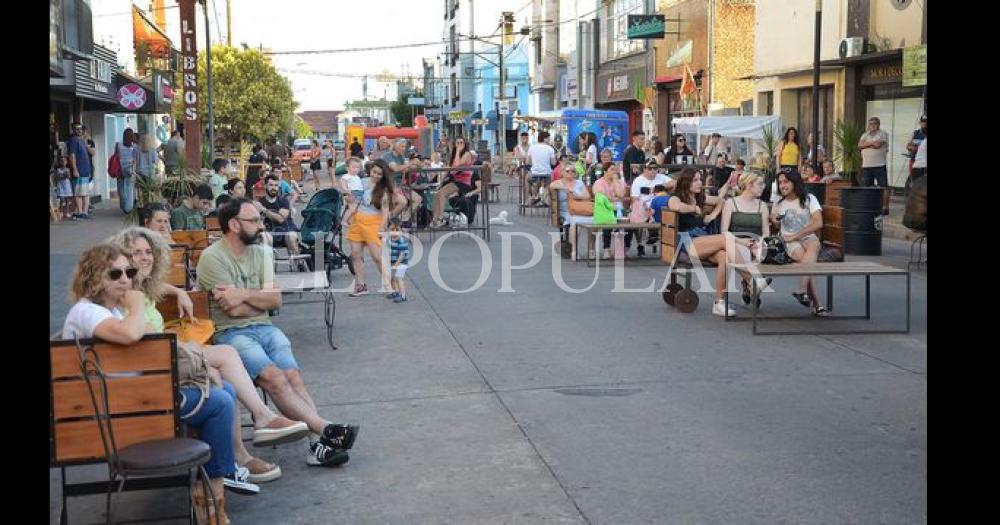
[811,0,821,173]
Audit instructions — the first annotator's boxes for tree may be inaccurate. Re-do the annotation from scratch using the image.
[293,115,313,140]
[390,90,423,128]
[172,46,299,144]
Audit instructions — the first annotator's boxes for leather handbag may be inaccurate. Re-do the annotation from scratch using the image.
[163,318,216,345]
[568,197,594,216]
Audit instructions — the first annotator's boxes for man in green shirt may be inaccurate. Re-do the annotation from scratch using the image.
[197,198,360,467]
[170,184,213,231]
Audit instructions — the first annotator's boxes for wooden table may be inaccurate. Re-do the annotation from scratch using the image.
[725,261,911,335]
[577,222,662,267]
[275,271,337,350]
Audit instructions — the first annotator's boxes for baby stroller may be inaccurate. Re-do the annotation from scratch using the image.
[298,188,354,281]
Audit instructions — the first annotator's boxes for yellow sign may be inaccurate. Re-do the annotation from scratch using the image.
[902,45,926,87]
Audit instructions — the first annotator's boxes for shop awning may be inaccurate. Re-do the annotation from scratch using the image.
[133,5,172,59]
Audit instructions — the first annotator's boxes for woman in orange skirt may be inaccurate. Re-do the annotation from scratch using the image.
[346,159,394,296]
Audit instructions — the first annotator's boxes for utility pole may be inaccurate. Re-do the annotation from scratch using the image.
[811,0,821,172]
[499,11,513,173]
[203,0,215,160]
[226,0,232,47]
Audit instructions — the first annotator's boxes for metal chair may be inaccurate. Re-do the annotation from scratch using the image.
[909,233,927,270]
[77,342,214,525]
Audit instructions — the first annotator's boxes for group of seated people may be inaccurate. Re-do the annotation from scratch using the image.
[550,158,831,318]
[60,197,363,523]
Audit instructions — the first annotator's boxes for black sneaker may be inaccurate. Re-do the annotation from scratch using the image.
[306,440,350,467]
[323,424,360,450]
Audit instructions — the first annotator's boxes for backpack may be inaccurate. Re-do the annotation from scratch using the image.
[107,143,122,178]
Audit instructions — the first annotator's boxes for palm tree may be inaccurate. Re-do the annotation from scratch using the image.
[833,120,865,185]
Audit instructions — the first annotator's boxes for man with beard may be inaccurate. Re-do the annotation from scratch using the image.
[256,174,301,259]
[198,198,361,468]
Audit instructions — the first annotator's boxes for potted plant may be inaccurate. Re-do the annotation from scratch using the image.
[833,120,864,185]
[760,124,779,200]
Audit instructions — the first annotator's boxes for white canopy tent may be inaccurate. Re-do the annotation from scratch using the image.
[671,116,782,167]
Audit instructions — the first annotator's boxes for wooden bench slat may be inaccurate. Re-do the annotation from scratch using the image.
[50,338,174,379]
[755,262,907,276]
[54,414,176,463]
[52,375,174,419]
[171,230,210,249]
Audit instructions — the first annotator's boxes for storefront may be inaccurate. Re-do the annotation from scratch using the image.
[595,59,648,137]
[822,49,926,188]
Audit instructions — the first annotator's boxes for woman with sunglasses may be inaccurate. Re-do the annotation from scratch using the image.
[430,136,474,228]
[110,226,308,483]
[61,243,244,523]
[664,134,695,165]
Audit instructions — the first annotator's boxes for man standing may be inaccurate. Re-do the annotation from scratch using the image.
[66,122,93,220]
[858,116,891,215]
[702,133,726,163]
[197,198,360,467]
[257,174,301,259]
[906,115,927,180]
[161,130,184,175]
[622,130,647,184]
[349,137,364,159]
[526,131,557,206]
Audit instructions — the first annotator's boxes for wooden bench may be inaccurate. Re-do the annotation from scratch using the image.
[577,222,662,267]
[725,261,911,335]
[205,216,221,235]
[50,334,188,522]
[171,229,210,267]
[156,290,211,322]
[167,246,189,289]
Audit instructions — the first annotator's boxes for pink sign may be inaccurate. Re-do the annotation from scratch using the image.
[117,83,147,110]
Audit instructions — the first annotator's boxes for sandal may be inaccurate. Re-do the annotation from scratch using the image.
[792,291,811,308]
[812,306,832,317]
[243,457,282,483]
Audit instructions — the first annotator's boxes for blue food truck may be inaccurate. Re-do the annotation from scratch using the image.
[528,109,630,161]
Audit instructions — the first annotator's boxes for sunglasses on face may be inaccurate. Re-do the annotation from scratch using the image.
[108,267,139,280]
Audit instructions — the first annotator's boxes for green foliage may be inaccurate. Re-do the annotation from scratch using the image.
[293,115,313,139]
[760,124,778,179]
[390,91,423,128]
[173,46,299,145]
[833,119,865,184]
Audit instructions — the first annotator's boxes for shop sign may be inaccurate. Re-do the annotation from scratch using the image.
[155,72,174,105]
[627,14,666,40]
[902,45,926,87]
[117,83,147,110]
[861,62,902,85]
[597,67,646,104]
[448,110,467,124]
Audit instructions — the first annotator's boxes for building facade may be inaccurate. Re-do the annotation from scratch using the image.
[753,0,926,187]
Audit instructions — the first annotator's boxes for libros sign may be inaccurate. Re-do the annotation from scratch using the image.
[627,15,665,40]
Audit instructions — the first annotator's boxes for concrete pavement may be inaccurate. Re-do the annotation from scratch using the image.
[50,189,926,524]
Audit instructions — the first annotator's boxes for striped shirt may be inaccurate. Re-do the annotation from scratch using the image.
[390,236,410,265]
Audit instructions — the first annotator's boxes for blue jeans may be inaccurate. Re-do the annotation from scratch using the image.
[213,324,299,380]
[180,382,237,479]
[117,175,135,214]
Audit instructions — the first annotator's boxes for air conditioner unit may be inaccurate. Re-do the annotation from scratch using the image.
[839,37,865,59]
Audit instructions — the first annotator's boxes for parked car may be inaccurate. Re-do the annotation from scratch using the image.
[292,139,313,163]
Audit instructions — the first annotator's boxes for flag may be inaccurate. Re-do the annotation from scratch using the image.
[133,6,171,59]
[680,64,697,98]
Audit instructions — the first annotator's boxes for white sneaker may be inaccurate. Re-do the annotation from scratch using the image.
[712,299,735,317]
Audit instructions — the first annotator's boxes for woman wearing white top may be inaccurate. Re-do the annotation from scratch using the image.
[769,169,829,316]
[578,132,599,169]
[115,128,139,214]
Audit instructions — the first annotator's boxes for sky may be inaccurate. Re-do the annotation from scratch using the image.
[223,0,529,111]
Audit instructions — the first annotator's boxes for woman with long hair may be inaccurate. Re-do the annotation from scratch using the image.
[652,139,665,165]
[308,139,323,190]
[430,136,474,228]
[60,243,243,521]
[347,159,394,297]
[720,171,772,307]
[578,132,599,169]
[770,169,829,316]
[776,127,801,171]
[663,134,694,165]
[666,167,734,317]
[116,128,139,214]
[110,227,310,482]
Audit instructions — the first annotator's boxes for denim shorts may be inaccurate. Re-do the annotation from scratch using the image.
[213,324,299,379]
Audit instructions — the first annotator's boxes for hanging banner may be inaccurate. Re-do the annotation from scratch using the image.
[902,45,926,87]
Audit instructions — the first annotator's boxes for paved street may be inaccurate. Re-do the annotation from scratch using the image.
[50,185,926,524]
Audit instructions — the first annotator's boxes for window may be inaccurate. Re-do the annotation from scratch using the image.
[450,73,458,106]
[795,85,833,160]
[759,91,774,116]
[602,0,643,62]
[450,25,458,65]
[62,0,94,56]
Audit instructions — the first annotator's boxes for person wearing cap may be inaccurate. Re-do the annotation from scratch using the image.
[629,159,676,256]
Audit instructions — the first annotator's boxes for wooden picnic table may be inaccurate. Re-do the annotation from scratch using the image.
[577,221,662,267]
[726,261,911,335]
